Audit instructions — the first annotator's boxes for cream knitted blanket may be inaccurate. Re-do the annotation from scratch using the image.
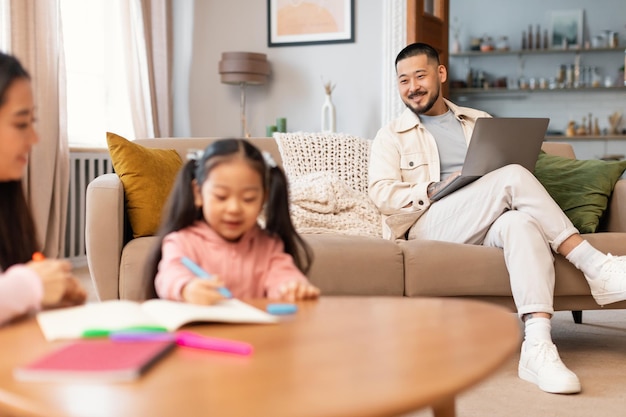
[275,132,382,238]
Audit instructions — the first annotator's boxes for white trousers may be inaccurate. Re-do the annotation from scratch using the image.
[408,164,579,316]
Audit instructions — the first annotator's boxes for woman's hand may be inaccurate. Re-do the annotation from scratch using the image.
[181,277,227,305]
[55,276,87,307]
[277,281,320,302]
[26,259,87,307]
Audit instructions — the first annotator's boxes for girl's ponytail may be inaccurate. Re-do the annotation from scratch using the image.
[264,165,313,274]
[144,159,201,298]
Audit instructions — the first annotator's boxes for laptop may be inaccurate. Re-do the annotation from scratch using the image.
[430,117,549,202]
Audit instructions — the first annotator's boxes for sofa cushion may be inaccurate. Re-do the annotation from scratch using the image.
[533,152,626,233]
[401,233,626,300]
[107,132,183,238]
[302,234,404,296]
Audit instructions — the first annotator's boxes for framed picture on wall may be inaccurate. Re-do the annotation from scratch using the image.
[549,9,584,49]
[267,0,355,47]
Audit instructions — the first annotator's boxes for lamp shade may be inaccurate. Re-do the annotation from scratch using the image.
[218,52,270,85]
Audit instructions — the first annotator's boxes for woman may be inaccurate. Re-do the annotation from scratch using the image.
[0,51,85,325]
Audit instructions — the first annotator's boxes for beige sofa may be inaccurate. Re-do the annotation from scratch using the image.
[85,137,626,319]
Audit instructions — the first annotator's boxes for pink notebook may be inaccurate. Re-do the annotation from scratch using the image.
[14,339,175,382]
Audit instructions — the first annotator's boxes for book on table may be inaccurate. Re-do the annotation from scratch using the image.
[14,339,176,382]
[36,298,279,342]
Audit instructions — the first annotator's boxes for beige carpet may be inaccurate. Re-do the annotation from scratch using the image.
[405,309,626,417]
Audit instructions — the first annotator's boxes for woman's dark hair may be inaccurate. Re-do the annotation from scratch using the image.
[395,42,441,68]
[0,52,37,271]
[145,139,313,297]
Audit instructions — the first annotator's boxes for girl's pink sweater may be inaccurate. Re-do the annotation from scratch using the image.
[155,221,310,300]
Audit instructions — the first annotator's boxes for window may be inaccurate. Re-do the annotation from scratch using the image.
[0,0,9,51]
[60,0,133,148]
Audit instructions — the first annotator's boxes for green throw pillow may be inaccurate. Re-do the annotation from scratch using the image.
[533,152,626,233]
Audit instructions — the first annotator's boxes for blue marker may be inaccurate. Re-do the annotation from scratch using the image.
[266,303,298,315]
[180,256,232,298]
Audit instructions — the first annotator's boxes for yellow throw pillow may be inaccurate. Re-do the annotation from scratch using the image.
[106,132,183,238]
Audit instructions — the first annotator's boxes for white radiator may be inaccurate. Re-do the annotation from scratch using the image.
[65,149,113,264]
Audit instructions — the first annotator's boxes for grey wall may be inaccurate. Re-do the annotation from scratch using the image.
[174,0,383,140]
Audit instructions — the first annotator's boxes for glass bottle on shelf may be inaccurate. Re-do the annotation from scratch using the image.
[477,70,486,88]
[521,30,527,50]
[535,25,541,50]
[480,36,494,52]
[556,65,566,88]
[548,77,558,89]
[543,29,549,49]
[580,66,589,87]
[591,67,602,88]
[565,65,574,88]
[527,25,533,50]
[496,36,509,51]
[466,69,472,88]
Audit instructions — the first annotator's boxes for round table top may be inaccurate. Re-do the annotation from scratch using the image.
[0,297,520,417]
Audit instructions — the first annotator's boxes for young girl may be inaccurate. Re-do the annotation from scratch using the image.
[0,52,85,325]
[147,138,320,304]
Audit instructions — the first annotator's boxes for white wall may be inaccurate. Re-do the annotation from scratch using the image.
[175,0,383,140]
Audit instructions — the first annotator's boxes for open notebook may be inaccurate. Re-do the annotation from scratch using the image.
[430,117,549,201]
[36,299,278,341]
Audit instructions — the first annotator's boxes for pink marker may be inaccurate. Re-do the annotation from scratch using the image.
[175,331,253,356]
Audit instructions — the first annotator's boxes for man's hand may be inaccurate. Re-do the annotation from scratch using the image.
[427,171,462,201]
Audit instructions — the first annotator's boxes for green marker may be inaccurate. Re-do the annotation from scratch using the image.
[81,325,168,338]
[81,328,111,338]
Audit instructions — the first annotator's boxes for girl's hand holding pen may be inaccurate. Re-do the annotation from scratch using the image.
[179,256,232,304]
[182,277,228,305]
[277,281,320,302]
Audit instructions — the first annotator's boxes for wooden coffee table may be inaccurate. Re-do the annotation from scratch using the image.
[0,297,519,417]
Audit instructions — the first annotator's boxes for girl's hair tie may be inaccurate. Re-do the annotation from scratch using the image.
[262,151,277,168]
[186,148,203,162]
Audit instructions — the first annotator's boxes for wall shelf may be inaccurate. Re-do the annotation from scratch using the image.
[546,135,626,141]
[450,46,624,58]
[450,86,626,99]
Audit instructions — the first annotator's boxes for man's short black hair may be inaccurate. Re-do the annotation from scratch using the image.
[395,42,440,68]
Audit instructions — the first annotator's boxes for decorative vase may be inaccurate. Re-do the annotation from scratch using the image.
[321,93,336,133]
[452,34,461,53]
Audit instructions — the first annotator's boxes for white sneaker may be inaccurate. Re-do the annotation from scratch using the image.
[586,254,626,306]
[518,340,581,394]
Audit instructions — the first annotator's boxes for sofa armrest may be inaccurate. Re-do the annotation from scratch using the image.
[603,179,626,233]
[85,173,124,300]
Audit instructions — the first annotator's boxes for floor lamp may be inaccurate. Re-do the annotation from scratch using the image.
[218,52,270,138]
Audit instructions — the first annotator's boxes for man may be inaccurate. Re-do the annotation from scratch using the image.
[368,42,626,395]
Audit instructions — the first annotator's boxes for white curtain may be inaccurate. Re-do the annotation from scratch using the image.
[9,0,68,258]
[381,0,406,126]
[118,0,172,139]
[0,0,10,51]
